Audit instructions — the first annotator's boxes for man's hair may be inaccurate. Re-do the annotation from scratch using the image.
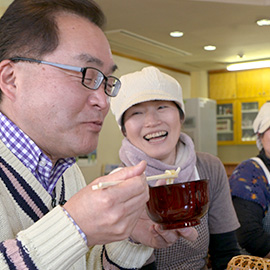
[0,0,105,61]
[0,0,105,100]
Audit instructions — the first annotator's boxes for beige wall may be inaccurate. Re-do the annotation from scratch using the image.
[190,71,209,98]
[80,54,261,183]
[218,144,258,163]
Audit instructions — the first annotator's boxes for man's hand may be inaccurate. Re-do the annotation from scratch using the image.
[63,161,149,246]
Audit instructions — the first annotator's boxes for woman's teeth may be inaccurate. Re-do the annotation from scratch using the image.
[144,131,167,141]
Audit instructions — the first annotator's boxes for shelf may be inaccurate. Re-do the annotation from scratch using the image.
[217,114,233,118]
[241,110,258,114]
[241,138,256,142]
[217,130,233,134]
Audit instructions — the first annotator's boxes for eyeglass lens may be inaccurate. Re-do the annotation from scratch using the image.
[83,68,120,97]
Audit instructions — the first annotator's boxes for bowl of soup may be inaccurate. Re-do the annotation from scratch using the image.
[146,179,209,230]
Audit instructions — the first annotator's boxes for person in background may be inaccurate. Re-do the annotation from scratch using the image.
[110,66,240,270]
[230,102,270,258]
[0,0,154,269]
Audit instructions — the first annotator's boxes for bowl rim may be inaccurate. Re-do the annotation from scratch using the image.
[148,178,209,189]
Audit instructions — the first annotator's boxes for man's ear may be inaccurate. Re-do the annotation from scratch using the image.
[0,60,17,101]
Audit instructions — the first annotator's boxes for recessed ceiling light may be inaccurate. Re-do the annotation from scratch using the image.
[204,45,216,51]
[170,31,184,38]
[256,19,270,26]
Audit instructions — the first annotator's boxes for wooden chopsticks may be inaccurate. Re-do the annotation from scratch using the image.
[92,168,180,190]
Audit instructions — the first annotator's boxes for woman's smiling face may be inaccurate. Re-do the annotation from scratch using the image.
[123,100,182,165]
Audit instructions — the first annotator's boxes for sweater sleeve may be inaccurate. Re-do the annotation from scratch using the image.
[0,206,153,270]
[229,159,270,211]
[87,240,153,269]
[0,206,89,270]
[232,196,270,257]
[209,231,240,270]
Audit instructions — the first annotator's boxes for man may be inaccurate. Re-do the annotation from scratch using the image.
[0,0,152,269]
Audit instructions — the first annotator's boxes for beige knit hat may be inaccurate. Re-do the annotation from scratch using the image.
[110,66,185,127]
[253,102,270,150]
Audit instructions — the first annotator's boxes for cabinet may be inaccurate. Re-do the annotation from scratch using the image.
[236,69,270,98]
[209,72,237,100]
[238,99,260,144]
[210,69,270,145]
[216,101,236,145]
[216,99,266,145]
[209,68,270,100]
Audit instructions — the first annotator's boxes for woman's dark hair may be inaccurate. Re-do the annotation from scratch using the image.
[0,0,106,100]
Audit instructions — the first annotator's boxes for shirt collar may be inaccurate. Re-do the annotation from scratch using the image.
[0,112,76,193]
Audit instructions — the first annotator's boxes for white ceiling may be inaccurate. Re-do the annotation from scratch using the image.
[98,0,270,73]
[2,0,270,73]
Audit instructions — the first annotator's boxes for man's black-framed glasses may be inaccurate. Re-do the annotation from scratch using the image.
[9,57,121,97]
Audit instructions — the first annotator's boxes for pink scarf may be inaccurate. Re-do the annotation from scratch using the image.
[119,133,197,184]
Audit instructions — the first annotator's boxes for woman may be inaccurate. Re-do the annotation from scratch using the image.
[230,102,270,258]
[110,66,240,270]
